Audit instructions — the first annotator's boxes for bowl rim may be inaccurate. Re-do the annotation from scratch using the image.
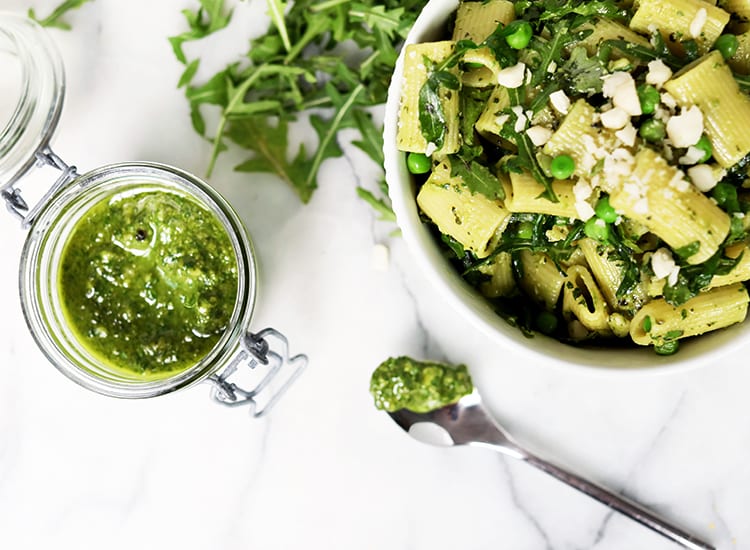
[382,0,750,375]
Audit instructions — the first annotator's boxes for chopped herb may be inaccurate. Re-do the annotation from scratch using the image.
[449,157,505,201]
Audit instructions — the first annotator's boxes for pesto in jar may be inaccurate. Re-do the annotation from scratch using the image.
[369,356,473,413]
[58,188,239,379]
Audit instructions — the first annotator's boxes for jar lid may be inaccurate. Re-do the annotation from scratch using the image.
[0,14,65,188]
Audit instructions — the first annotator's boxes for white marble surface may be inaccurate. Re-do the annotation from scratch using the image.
[1,1,749,549]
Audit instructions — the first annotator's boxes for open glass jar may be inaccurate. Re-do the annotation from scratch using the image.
[0,13,306,415]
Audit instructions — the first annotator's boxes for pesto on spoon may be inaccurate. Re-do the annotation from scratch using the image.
[369,356,473,413]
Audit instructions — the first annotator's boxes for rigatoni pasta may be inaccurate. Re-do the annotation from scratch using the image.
[395,0,750,355]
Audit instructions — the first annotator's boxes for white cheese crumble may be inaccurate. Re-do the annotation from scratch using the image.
[646,59,673,88]
[651,248,680,286]
[602,71,642,116]
[511,105,527,132]
[690,8,708,39]
[547,60,557,73]
[600,107,630,130]
[424,142,438,157]
[688,164,723,192]
[660,92,678,109]
[549,89,571,114]
[634,197,649,215]
[678,145,706,165]
[669,170,690,192]
[615,123,637,147]
[575,200,596,220]
[573,180,593,201]
[495,114,510,129]
[371,243,390,271]
[526,125,553,146]
[497,62,526,88]
[666,106,703,148]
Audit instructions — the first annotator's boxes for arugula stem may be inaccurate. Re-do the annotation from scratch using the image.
[207,66,276,177]
[310,0,350,12]
[284,18,330,64]
[266,0,292,53]
[304,83,366,191]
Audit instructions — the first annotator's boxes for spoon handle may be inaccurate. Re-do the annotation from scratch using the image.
[522,452,714,550]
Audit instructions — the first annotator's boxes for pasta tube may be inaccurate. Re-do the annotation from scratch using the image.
[397,41,461,155]
[562,265,611,332]
[504,170,582,219]
[416,159,511,258]
[607,148,730,264]
[630,0,730,54]
[630,283,749,345]
[664,51,750,168]
[519,251,565,310]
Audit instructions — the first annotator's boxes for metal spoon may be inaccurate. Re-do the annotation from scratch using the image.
[388,389,714,550]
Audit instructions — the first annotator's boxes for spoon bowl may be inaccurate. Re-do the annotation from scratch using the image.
[388,390,714,550]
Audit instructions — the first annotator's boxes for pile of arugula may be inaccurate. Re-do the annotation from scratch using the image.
[171,0,428,217]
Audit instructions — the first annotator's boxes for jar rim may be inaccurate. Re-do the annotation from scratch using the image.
[0,13,65,188]
[19,161,259,398]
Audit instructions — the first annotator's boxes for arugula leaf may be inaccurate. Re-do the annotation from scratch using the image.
[231,117,316,203]
[560,46,607,95]
[356,188,396,222]
[172,0,429,208]
[663,250,744,306]
[28,0,94,30]
[449,156,504,201]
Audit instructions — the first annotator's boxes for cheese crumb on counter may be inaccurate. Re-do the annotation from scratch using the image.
[371,243,390,271]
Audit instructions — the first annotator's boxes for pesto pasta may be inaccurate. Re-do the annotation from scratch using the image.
[395,0,750,355]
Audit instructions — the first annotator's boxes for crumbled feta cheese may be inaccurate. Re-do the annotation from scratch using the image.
[660,92,678,109]
[424,142,438,157]
[497,62,526,88]
[526,125,553,146]
[646,59,673,88]
[669,170,690,192]
[602,71,641,116]
[666,106,703,148]
[688,164,723,192]
[651,247,680,285]
[547,60,557,73]
[600,107,630,130]
[511,105,527,132]
[678,145,706,165]
[549,90,571,114]
[634,197,649,215]
[615,123,637,147]
[603,147,635,180]
[689,8,707,39]
[495,114,510,129]
[575,200,596,220]
[573,180,593,201]
[371,243,390,271]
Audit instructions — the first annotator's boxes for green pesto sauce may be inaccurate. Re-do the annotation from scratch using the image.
[369,356,473,413]
[58,188,239,379]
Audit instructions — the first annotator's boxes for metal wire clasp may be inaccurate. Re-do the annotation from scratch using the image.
[207,327,307,417]
[1,146,78,228]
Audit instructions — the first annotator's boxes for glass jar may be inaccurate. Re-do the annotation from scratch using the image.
[0,13,306,415]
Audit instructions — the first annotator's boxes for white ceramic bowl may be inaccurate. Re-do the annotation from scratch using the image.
[383,0,747,372]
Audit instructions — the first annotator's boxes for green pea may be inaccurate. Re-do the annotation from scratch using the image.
[550,154,575,179]
[594,195,618,223]
[712,182,740,212]
[715,34,739,59]
[654,339,679,355]
[516,220,534,239]
[584,216,610,242]
[637,84,660,115]
[406,152,431,174]
[693,135,713,163]
[536,310,558,335]
[639,118,666,143]
[505,21,533,50]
